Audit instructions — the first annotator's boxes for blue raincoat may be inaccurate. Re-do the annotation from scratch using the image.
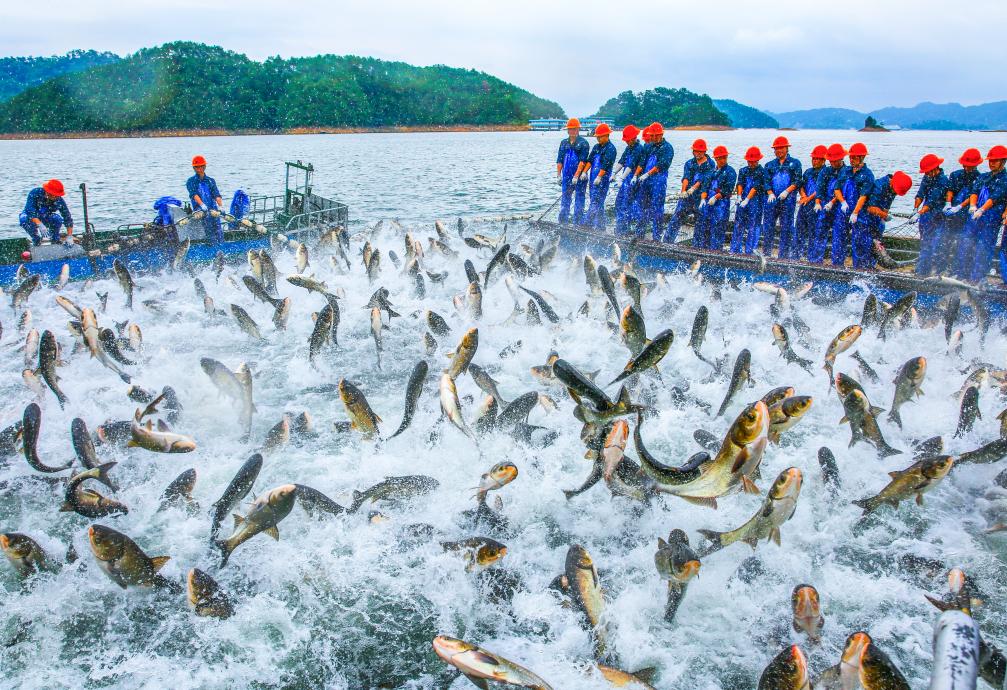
[955,168,1007,282]
[831,165,874,267]
[731,164,766,253]
[556,136,590,225]
[695,164,736,250]
[914,171,950,276]
[153,196,183,226]
[186,172,224,244]
[615,142,645,236]
[585,141,618,230]
[794,165,824,260]
[638,140,674,241]
[762,154,802,257]
[20,187,73,245]
[229,190,250,230]
[941,168,980,276]
[665,156,714,243]
[851,175,897,270]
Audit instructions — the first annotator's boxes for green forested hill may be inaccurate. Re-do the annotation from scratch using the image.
[0,50,120,102]
[0,42,564,133]
[594,88,731,128]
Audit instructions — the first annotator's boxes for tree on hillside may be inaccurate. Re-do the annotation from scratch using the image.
[865,115,880,129]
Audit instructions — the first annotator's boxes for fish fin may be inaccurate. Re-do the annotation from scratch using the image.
[156,420,171,432]
[770,528,782,546]
[460,673,490,690]
[741,476,761,495]
[680,495,718,509]
[150,556,170,572]
[915,493,924,506]
[232,513,245,527]
[870,406,885,417]
[657,537,668,549]
[145,420,153,431]
[838,415,849,424]
[742,534,759,548]
[730,448,750,474]
[888,470,903,478]
[265,526,279,540]
[768,431,780,444]
[126,440,138,448]
[925,594,954,611]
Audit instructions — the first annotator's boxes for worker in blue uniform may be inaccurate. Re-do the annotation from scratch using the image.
[794,145,827,260]
[631,122,674,241]
[664,138,714,243]
[555,119,591,225]
[186,155,226,244]
[850,171,913,269]
[941,148,983,277]
[762,136,802,257]
[808,144,847,263]
[913,154,950,276]
[20,179,74,246]
[613,125,643,236]
[831,142,874,267]
[696,145,736,250]
[731,147,767,253]
[584,124,618,230]
[956,145,1007,283]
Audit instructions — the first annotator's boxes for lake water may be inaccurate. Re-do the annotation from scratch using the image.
[0,130,1005,689]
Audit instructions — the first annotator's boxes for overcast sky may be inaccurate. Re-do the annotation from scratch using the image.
[2,0,1003,116]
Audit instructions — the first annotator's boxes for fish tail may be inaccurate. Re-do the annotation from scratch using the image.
[348,490,365,514]
[214,539,231,567]
[878,442,903,458]
[696,529,724,555]
[887,407,902,429]
[664,582,687,623]
[852,497,876,515]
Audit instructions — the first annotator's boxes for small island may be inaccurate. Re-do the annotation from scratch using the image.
[858,115,890,132]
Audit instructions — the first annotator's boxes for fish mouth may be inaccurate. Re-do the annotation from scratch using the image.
[432,635,473,661]
[843,631,871,669]
[674,559,701,583]
[0,534,10,551]
[792,587,821,624]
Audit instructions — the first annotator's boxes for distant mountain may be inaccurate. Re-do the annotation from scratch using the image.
[713,99,778,128]
[771,108,867,129]
[0,50,120,101]
[594,88,730,128]
[0,42,564,133]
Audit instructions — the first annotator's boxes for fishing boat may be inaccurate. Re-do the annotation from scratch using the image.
[533,212,1007,317]
[0,161,348,286]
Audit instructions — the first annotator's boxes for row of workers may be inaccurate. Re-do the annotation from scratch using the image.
[19,155,231,247]
[555,120,1007,279]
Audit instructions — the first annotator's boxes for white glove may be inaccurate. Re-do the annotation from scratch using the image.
[709,196,718,207]
[840,201,850,214]
[740,198,750,208]
[972,208,984,220]
[612,163,623,176]
[580,172,590,183]
[684,187,694,197]
[767,192,777,204]
[630,176,639,186]
[698,198,707,209]
[639,172,650,182]
[850,212,859,224]
[814,202,822,213]
[779,189,790,200]
[824,201,835,212]
[943,203,960,216]
[593,176,602,187]
[199,203,209,212]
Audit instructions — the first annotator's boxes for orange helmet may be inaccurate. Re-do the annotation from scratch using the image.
[192,155,207,167]
[987,145,1007,161]
[593,123,612,138]
[692,138,708,153]
[713,145,729,158]
[848,142,868,157]
[826,144,847,162]
[565,118,580,130]
[810,145,828,159]
[891,171,912,196]
[919,154,944,174]
[42,179,65,197]
[959,148,982,167]
[745,146,764,162]
[622,125,640,142]
[649,122,665,137]
[772,136,790,149]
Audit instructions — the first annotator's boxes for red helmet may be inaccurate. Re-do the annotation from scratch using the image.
[649,122,664,137]
[565,118,581,130]
[692,138,708,153]
[772,136,790,149]
[622,125,640,142]
[826,144,847,162]
[987,145,1007,161]
[810,145,829,159]
[191,155,207,167]
[890,171,912,196]
[848,142,868,157]
[593,123,612,138]
[744,146,763,162]
[919,154,944,174]
[42,179,65,197]
[713,145,729,158]
[959,148,982,167]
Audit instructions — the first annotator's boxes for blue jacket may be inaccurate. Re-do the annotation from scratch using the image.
[737,164,767,195]
[705,165,737,198]
[973,168,1007,215]
[588,141,618,174]
[556,137,590,165]
[764,155,803,195]
[801,165,825,199]
[816,165,844,204]
[22,187,73,226]
[915,171,949,212]
[640,140,674,175]
[618,142,644,171]
[838,165,875,203]
[948,168,980,204]
[866,175,898,213]
[682,156,715,188]
[186,174,222,209]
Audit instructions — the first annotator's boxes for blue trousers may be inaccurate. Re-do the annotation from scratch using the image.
[765,197,797,258]
[204,213,224,244]
[932,215,965,276]
[793,203,816,260]
[808,207,836,264]
[697,201,730,250]
[585,178,612,230]
[915,213,944,276]
[851,215,879,269]
[955,213,1001,282]
[643,175,669,241]
[664,194,698,244]
[731,199,763,253]
[831,210,854,267]
[19,211,63,245]
[614,177,640,236]
[558,177,587,225]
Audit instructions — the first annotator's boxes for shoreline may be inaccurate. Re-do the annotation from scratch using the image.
[0,124,532,141]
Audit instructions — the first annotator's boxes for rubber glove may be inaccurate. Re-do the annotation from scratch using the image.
[638,172,650,183]
[630,176,639,186]
[593,176,602,187]
[824,201,834,212]
[779,189,790,200]
[767,192,777,204]
[814,202,822,213]
[199,203,209,212]
[684,186,694,197]
[698,198,707,209]
[840,201,850,214]
[943,204,959,216]
[972,208,984,220]
[708,196,718,207]
[739,198,750,209]
[849,212,859,225]
[612,163,623,176]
